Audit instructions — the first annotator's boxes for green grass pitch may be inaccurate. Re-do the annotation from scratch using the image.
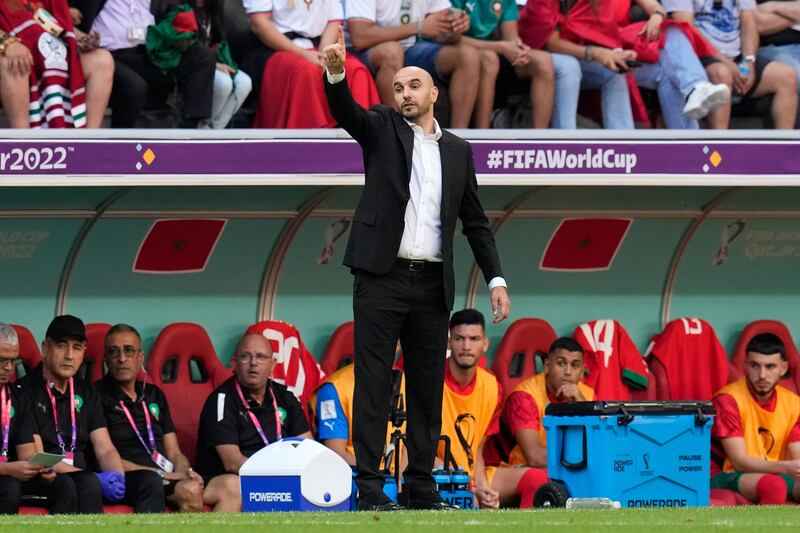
[2,507,800,532]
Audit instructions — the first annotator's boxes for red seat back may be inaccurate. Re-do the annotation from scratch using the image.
[646,318,731,401]
[490,318,557,400]
[246,321,324,418]
[11,325,41,382]
[321,321,354,375]
[731,320,800,393]
[145,323,230,464]
[80,323,112,383]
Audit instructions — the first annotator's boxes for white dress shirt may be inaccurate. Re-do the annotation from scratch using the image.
[397,119,443,263]
[326,70,506,291]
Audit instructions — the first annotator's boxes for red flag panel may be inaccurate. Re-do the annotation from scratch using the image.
[540,218,632,271]
[133,219,226,273]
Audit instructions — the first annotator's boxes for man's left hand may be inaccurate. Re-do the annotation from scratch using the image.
[490,286,510,324]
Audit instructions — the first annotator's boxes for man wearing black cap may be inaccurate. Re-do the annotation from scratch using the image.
[17,315,126,513]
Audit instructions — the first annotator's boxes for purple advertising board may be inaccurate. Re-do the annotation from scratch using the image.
[0,139,797,183]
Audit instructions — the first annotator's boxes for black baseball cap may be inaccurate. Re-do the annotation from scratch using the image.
[45,315,86,342]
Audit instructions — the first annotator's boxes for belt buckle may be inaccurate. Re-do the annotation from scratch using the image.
[408,260,425,272]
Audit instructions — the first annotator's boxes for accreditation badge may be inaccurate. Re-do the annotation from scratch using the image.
[152,451,174,472]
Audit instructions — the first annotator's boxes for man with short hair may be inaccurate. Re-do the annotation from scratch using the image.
[345,0,480,127]
[0,324,46,514]
[710,333,800,504]
[323,28,508,512]
[196,333,312,512]
[17,315,126,513]
[439,309,542,509]
[484,337,593,495]
[95,323,204,512]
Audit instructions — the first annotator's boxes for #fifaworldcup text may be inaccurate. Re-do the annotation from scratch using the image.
[486,148,638,173]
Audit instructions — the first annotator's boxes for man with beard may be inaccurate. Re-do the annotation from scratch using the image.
[438,309,540,509]
[711,333,800,504]
[323,27,509,512]
[195,333,312,511]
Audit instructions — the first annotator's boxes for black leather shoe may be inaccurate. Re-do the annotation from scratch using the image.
[356,492,403,512]
[406,492,459,511]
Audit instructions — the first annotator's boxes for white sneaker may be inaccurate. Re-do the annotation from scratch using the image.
[683,82,731,120]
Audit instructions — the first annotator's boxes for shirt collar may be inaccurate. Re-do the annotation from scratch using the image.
[103,374,145,402]
[404,118,442,141]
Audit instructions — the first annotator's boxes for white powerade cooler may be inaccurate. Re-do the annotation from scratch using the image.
[240,438,352,512]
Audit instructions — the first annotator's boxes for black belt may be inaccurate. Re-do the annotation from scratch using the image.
[395,258,442,272]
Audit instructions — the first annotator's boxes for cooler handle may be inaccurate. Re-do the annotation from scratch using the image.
[559,426,587,470]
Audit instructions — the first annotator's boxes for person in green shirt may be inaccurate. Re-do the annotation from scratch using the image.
[451,0,565,128]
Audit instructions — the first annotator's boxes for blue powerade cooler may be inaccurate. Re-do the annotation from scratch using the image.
[536,401,715,508]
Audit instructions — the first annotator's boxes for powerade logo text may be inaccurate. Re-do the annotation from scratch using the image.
[614,458,634,472]
[248,492,293,503]
[627,499,687,507]
[485,148,638,173]
[0,147,72,171]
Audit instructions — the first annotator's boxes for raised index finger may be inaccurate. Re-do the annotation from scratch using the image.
[337,25,345,47]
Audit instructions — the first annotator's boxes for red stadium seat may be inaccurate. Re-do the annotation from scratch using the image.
[11,324,41,381]
[731,320,800,393]
[321,321,354,375]
[80,322,112,383]
[18,506,48,515]
[644,318,734,401]
[246,320,325,418]
[491,318,557,400]
[145,323,230,465]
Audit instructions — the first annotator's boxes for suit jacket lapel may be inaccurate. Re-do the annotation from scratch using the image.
[439,133,452,228]
[393,114,414,182]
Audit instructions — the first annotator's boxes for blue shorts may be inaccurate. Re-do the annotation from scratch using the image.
[404,41,445,81]
[348,47,374,74]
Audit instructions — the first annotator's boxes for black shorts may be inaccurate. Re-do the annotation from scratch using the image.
[494,55,531,108]
[700,55,769,98]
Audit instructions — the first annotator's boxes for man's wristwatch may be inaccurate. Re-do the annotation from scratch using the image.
[584,45,594,62]
[0,35,22,56]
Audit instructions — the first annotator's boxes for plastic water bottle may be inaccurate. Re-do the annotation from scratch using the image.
[738,61,750,77]
[565,497,621,509]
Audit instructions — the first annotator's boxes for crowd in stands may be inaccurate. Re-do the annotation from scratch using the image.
[0,0,797,128]
[2,310,800,513]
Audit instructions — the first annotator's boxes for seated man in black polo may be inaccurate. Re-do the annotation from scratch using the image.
[0,323,48,514]
[17,315,126,513]
[196,332,312,512]
[95,324,204,513]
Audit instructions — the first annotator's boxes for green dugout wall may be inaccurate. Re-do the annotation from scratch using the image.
[1,131,799,363]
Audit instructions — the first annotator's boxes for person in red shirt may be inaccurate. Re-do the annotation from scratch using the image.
[439,309,541,509]
[484,337,593,476]
[711,333,800,504]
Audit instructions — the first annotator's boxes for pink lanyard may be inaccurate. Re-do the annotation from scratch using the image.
[119,400,156,454]
[43,376,76,454]
[234,380,282,446]
[1,385,10,459]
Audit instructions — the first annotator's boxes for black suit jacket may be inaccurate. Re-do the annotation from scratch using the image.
[324,75,503,310]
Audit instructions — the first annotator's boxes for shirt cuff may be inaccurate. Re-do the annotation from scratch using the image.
[326,70,346,84]
[488,277,507,290]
